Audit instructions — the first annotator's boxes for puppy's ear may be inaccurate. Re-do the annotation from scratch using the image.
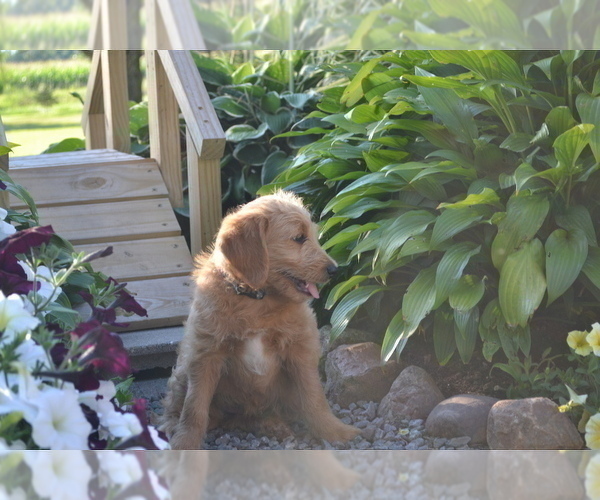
[218,213,269,289]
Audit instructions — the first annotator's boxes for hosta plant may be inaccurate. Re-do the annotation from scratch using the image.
[261,49,600,366]
[0,164,168,450]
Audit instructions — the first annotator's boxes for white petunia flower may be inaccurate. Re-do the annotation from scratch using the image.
[0,292,40,343]
[17,261,62,310]
[101,410,143,440]
[0,208,16,241]
[149,426,170,450]
[24,451,92,500]
[14,337,49,370]
[148,469,170,500]
[98,451,143,486]
[30,386,92,450]
[586,453,600,500]
[0,364,39,423]
[78,380,116,413]
[0,485,26,500]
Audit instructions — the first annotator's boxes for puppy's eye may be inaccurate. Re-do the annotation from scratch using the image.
[292,234,307,244]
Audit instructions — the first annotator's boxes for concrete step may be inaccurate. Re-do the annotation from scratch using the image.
[121,325,183,371]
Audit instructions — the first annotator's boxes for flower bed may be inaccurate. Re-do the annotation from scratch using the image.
[0,166,168,451]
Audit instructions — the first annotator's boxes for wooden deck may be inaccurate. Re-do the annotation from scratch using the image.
[10,149,194,333]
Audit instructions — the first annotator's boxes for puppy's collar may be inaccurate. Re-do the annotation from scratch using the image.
[217,269,266,300]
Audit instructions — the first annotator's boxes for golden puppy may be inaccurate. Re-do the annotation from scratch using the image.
[161,191,360,449]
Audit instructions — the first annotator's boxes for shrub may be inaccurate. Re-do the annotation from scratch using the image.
[0,157,167,451]
[261,50,600,366]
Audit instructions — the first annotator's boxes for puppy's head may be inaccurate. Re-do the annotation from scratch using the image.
[215,191,337,302]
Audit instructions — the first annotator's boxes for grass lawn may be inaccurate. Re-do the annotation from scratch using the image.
[0,86,87,157]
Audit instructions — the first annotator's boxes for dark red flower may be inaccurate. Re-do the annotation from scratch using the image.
[115,400,159,451]
[39,365,101,391]
[74,321,132,378]
[106,278,148,318]
[78,291,129,328]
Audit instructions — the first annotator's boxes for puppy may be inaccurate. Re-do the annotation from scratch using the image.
[161,191,360,449]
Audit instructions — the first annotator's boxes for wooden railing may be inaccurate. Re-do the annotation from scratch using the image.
[0,116,9,209]
[81,0,225,254]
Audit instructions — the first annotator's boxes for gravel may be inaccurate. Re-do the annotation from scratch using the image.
[147,396,483,452]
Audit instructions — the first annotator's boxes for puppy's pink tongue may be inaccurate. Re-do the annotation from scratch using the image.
[307,283,320,299]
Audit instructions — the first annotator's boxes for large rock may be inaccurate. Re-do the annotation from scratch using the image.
[486,451,584,500]
[425,394,499,445]
[424,451,487,496]
[319,325,380,355]
[487,398,584,450]
[324,342,401,407]
[377,366,445,424]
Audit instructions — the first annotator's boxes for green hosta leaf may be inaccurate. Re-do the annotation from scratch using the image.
[212,96,248,118]
[491,193,550,270]
[454,307,479,364]
[345,104,386,124]
[545,106,577,137]
[322,114,367,134]
[316,159,354,179]
[261,91,281,113]
[435,242,481,304]
[42,137,85,154]
[500,133,534,153]
[383,119,456,150]
[553,123,594,171]
[341,58,381,107]
[376,211,436,267]
[322,223,380,251]
[430,206,486,250]
[281,92,314,109]
[449,275,485,312]
[330,285,385,341]
[402,266,437,334]
[363,149,408,172]
[437,187,501,210]
[513,162,547,193]
[399,232,431,258]
[582,246,600,290]
[225,123,268,142]
[498,238,546,327]
[325,275,369,310]
[261,151,290,185]
[433,306,455,365]
[232,142,268,166]
[576,93,600,162]
[381,308,408,362]
[556,205,598,247]
[264,108,293,135]
[545,228,588,305]
[479,299,503,362]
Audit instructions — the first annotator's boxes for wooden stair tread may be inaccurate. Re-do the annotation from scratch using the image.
[75,236,193,281]
[38,197,182,245]
[9,158,168,209]
[10,149,142,169]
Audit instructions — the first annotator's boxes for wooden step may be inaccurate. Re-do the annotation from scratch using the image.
[38,198,182,245]
[76,236,193,282]
[116,275,193,330]
[9,157,167,209]
[10,148,142,169]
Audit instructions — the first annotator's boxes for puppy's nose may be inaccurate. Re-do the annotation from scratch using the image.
[326,264,338,277]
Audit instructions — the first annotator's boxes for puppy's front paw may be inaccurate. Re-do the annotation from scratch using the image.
[169,426,203,450]
[319,420,361,443]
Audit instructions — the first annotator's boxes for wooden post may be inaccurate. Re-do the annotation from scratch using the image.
[101,51,131,153]
[0,116,9,209]
[155,0,206,49]
[186,128,221,254]
[146,0,170,49]
[101,0,128,49]
[146,50,183,208]
[87,0,103,49]
[82,51,107,150]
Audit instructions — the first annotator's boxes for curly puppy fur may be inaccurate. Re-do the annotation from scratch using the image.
[161,191,360,449]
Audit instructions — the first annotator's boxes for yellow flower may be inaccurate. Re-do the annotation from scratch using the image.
[586,453,600,500]
[587,323,600,356]
[586,413,600,450]
[567,330,593,356]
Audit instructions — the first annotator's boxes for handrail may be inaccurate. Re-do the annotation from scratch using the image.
[0,116,9,209]
[82,0,225,253]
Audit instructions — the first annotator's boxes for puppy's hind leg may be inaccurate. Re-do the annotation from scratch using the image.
[159,367,188,438]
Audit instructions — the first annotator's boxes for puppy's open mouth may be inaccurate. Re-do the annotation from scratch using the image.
[282,273,320,299]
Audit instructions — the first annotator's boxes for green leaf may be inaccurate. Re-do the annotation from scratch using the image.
[330,285,385,341]
[500,132,534,152]
[376,210,436,267]
[556,205,598,247]
[322,223,380,251]
[264,108,293,134]
[433,306,455,365]
[400,232,431,258]
[498,238,546,327]
[212,95,248,117]
[582,246,600,290]
[363,149,408,172]
[325,275,369,310]
[545,106,577,137]
[430,206,486,250]
[42,138,85,154]
[345,104,386,124]
[402,266,438,333]
[491,193,550,270]
[435,242,481,304]
[281,92,314,109]
[449,275,486,312]
[225,123,268,142]
[545,228,588,305]
[383,119,457,150]
[454,306,478,364]
[232,142,268,166]
[381,308,409,362]
[261,151,290,185]
[341,58,381,107]
[0,170,38,222]
[261,91,281,113]
[437,187,501,210]
[553,123,594,170]
[231,62,255,84]
[576,93,600,162]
